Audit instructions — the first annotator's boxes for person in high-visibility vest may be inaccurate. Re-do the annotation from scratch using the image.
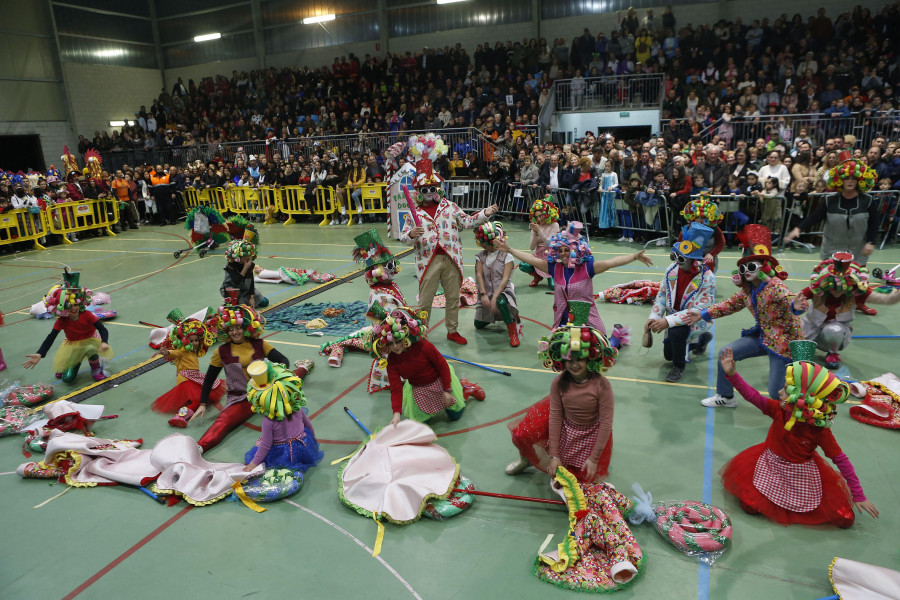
[150,165,175,225]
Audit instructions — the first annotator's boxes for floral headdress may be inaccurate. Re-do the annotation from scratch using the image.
[546,222,592,267]
[681,191,723,226]
[537,324,617,374]
[530,196,560,225]
[826,153,877,193]
[783,341,850,431]
[246,360,306,421]
[370,307,427,358]
[166,317,216,357]
[225,239,257,262]
[809,252,868,297]
[216,304,265,339]
[474,222,504,249]
[43,271,91,318]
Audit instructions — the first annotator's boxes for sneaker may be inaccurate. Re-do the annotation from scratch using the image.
[446,332,468,345]
[91,369,107,382]
[627,237,634,243]
[329,219,338,226]
[505,456,531,475]
[655,239,667,246]
[824,353,841,369]
[858,304,878,316]
[340,216,349,224]
[666,366,684,382]
[617,236,628,242]
[700,394,737,408]
[460,378,485,400]
[691,332,713,355]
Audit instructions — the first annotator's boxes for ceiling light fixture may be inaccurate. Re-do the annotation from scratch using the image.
[193,33,222,42]
[302,14,335,24]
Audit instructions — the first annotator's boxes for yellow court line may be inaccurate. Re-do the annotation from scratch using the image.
[474,361,709,389]
[94,257,203,290]
[104,321,158,329]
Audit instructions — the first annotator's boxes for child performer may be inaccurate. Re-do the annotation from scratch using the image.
[519,196,561,288]
[495,222,653,335]
[151,309,225,428]
[685,225,805,408]
[759,176,783,236]
[191,304,295,452]
[646,223,717,383]
[221,235,268,309]
[678,191,726,270]
[793,253,900,369]
[23,271,112,383]
[474,222,522,347]
[243,360,323,473]
[372,307,485,427]
[506,322,618,482]
[719,340,879,527]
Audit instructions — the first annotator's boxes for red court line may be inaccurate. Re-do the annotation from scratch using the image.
[521,316,552,330]
[309,374,369,420]
[2,274,57,290]
[63,505,193,600]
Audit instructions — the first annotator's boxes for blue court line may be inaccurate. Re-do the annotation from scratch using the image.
[698,322,717,600]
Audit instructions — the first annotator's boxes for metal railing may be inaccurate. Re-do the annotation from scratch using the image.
[554,73,665,112]
[98,126,540,173]
[664,111,899,149]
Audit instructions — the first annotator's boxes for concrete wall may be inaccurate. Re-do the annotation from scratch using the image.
[63,63,163,138]
[0,121,78,171]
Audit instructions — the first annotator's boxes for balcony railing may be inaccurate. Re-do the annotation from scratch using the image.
[553,73,665,112]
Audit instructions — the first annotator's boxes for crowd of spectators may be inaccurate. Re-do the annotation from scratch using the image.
[2,4,900,251]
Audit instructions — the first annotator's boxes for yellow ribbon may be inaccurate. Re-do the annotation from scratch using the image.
[330,451,358,466]
[372,512,384,557]
[232,481,267,513]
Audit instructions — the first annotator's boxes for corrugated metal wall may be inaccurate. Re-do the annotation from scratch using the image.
[388,0,532,37]
[542,0,719,20]
[264,14,379,54]
[163,32,257,69]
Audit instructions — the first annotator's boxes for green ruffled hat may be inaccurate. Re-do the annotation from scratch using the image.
[62,270,81,289]
[353,229,395,268]
[789,340,817,362]
[167,308,185,325]
[567,301,592,326]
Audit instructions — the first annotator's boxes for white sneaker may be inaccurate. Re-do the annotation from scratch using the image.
[627,237,634,243]
[656,239,667,246]
[617,236,628,242]
[329,219,338,226]
[357,205,363,213]
[700,394,738,408]
[505,456,531,475]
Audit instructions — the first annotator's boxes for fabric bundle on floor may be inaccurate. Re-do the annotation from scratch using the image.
[264,301,369,336]
[599,280,661,305]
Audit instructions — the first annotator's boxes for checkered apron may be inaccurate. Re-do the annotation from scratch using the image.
[557,417,601,470]
[412,378,450,415]
[178,368,222,390]
[752,448,822,512]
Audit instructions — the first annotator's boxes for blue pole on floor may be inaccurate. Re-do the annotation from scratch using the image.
[442,355,512,376]
[343,406,372,437]
[851,335,900,339]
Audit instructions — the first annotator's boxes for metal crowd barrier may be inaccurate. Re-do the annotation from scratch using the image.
[782,190,900,253]
[347,183,388,226]
[0,208,49,250]
[278,186,313,224]
[47,198,119,241]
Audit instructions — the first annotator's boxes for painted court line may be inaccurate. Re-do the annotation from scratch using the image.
[284,499,423,600]
[698,324,717,600]
[62,506,193,600]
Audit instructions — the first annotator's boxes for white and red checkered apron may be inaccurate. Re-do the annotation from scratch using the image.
[557,417,601,470]
[178,369,222,389]
[412,378,449,415]
[752,448,822,512]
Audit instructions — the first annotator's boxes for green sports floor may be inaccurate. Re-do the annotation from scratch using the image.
[1,221,897,600]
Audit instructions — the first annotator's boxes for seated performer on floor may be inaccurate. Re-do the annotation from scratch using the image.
[473,222,522,347]
[507,314,618,483]
[645,222,717,382]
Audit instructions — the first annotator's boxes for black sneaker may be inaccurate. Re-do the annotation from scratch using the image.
[666,366,684,382]
[691,332,713,355]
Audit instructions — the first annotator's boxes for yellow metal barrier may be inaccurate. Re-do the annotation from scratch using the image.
[183,187,202,209]
[314,186,336,227]
[227,186,259,215]
[278,186,313,225]
[259,187,281,224]
[0,208,49,250]
[348,183,388,226]
[207,187,230,213]
[47,198,119,242]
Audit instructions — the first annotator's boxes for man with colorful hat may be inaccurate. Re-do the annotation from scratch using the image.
[784,149,880,314]
[401,135,498,345]
[793,252,900,369]
[646,222,718,382]
[685,225,805,407]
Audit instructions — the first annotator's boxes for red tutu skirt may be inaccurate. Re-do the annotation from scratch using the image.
[508,396,613,482]
[720,443,854,527]
[151,379,225,414]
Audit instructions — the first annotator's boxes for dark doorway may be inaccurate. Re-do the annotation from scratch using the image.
[0,135,45,172]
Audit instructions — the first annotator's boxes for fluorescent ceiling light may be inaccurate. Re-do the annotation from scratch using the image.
[109,120,126,127]
[436,0,468,4]
[193,32,222,42]
[302,14,335,24]
[95,48,125,57]
[127,120,135,126]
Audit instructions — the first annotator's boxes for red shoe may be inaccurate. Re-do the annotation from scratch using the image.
[858,304,878,316]
[168,407,193,428]
[447,332,468,345]
[506,322,520,347]
[460,379,485,401]
[529,274,542,287]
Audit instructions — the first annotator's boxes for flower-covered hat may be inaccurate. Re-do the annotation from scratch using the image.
[547,222,592,267]
[165,308,216,356]
[225,238,257,262]
[246,360,306,421]
[681,191,723,226]
[783,340,850,431]
[809,252,868,297]
[530,196,560,225]
[370,307,427,357]
[216,304,265,339]
[826,150,877,193]
[43,270,92,318]
[537,324,617,374]
[474,221,504,249]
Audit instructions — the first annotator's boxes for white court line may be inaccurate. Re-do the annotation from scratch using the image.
[283,499,422,600]
[0,471,17,476]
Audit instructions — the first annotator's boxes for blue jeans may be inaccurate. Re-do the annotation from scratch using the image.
[716,332,789,400]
